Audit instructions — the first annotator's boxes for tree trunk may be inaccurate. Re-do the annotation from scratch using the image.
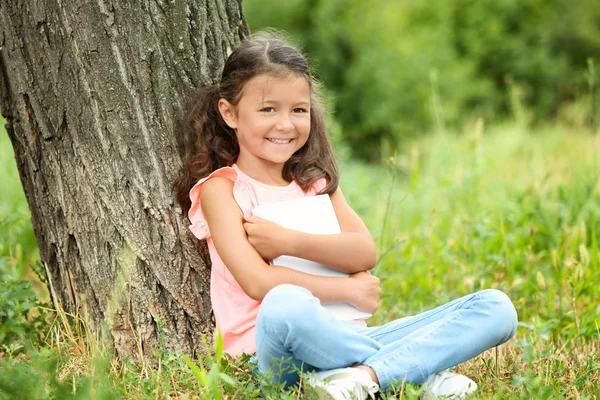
[0,0,248,360]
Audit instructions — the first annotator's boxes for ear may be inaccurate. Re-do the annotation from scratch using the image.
[218,99,238,130]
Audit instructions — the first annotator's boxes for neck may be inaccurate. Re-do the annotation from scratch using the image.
[235,159,290,186]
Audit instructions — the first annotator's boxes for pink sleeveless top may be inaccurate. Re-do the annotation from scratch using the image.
[188,164,328,356]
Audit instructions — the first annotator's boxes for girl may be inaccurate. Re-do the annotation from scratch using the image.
[176,32,518,399]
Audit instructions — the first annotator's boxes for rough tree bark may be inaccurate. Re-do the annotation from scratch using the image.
[0,0,248,359]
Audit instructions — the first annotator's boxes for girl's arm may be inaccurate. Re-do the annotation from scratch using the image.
[200,177,380,312]
[243,187,377,274]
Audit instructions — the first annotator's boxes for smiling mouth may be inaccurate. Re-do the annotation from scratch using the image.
[266,138,293,144]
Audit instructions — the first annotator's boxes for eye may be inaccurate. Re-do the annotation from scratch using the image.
[293,108,309,114]
[260,107,275,113]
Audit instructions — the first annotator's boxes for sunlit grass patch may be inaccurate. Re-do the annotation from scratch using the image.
[343,124,600,338]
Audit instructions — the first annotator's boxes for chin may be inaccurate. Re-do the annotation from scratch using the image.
[263,152,297,164]
[269,157,293,165]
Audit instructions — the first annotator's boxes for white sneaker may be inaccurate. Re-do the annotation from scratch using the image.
[307,367,379,400]
[421,371,478,400]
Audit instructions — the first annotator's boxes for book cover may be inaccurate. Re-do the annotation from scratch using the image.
[252,194,372,320]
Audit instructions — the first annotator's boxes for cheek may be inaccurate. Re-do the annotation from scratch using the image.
[248,116,272,132]
[299,119,311,136]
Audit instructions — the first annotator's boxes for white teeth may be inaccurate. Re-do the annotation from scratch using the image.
[267,138,292,144]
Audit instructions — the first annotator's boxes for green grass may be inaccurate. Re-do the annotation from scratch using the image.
[1,117,599,399]
[0,122,40,282]
[340,122,600,398]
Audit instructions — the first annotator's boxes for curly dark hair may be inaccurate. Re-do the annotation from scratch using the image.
[174,31,339,213]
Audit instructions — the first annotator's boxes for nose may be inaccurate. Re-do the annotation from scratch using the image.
[275,113,294,132]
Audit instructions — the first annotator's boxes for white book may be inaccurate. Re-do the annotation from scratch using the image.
[252,194,372,320]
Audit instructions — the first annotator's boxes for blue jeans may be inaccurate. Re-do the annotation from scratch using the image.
[255,284,518,391]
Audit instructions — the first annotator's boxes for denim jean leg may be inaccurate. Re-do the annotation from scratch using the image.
[255,284,382,387]
[361,289,518,391]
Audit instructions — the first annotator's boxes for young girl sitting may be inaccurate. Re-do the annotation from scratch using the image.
[176,32,518,399]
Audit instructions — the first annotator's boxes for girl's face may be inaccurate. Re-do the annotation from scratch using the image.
[219,73,311,176]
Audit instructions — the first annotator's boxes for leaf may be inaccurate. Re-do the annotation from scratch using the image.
[182,354,208,387]
[219,372,235,386]
[214,328,224,361]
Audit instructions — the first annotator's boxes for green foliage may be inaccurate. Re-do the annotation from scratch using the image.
[183,330,236,399]
[0,118,47,349]
[0,280,44,346]
[348,124,600,345]
[245,0,600,160]
[451,0,600,120]
[0,123,39,280]
[339,124,600,397]
[0,346,122,400]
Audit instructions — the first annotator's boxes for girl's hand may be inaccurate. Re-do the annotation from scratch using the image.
[243,215,292,261]
[347,271,381,314]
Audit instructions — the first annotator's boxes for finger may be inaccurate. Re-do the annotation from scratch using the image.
[246,215,263,223]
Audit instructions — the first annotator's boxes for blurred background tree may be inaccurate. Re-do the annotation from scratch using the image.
[245,0,600,161]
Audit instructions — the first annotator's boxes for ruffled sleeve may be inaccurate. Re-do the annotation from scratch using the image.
[307,177,328,196]
[188,166,256,240]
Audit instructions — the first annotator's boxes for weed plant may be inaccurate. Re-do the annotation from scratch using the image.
[1,120,599,398]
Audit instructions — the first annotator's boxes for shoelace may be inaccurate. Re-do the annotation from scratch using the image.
[353,375,379,399]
